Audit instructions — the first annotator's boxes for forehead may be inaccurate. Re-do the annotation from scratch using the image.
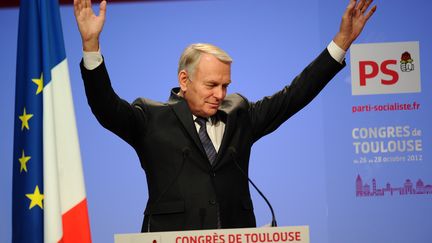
[194,53,231,80]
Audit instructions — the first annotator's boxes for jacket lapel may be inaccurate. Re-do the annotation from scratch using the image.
[213,97,238,169]
[168,88,208,160]
[168,89,241,169]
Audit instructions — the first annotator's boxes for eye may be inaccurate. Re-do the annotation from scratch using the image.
[205,83,217,88]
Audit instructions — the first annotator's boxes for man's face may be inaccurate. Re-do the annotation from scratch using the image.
[180,53,231,117]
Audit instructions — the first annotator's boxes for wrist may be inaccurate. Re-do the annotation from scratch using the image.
[333,33,352,51]
[82,39,99,52]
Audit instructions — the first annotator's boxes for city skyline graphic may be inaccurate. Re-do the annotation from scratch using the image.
[356,175,432,197]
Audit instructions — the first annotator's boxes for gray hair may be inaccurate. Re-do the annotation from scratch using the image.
[178,43,233,78]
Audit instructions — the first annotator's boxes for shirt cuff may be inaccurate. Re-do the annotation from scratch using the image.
[83,49,103,70]
[327,40,346,64]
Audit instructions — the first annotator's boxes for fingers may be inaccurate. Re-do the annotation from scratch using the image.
[344,0,356,18]
[73,0,90,16]
[365,5,377,21]
[84,0,91,9]
[74,0,85,14]
[362,0,373,13]
[73,0,79,16]
[355,0,374,17]
[99,0,107,19]
[355,0,366,13]
[346,0,356,12]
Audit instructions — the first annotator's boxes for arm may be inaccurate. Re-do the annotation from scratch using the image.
[80,60,147,146]
[249,0,377,140]
[75,0,146,145]
[249,49,344,141]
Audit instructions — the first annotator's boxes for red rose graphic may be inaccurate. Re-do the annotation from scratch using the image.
[400,51,415,72]
[401,51,412,61]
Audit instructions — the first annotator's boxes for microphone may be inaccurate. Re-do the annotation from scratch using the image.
[228,147,277,227]
[146,147,190,232]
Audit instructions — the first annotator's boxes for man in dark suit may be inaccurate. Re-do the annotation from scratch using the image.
[74,0,376,232]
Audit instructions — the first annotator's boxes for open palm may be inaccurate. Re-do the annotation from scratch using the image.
[335,0,377,50]
[74,0,107,51]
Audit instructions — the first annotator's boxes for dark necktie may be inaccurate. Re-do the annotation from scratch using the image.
[195,117,217,165]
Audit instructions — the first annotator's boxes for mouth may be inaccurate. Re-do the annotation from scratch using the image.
[207,102,220,109]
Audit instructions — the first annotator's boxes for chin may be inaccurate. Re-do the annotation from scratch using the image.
[203,110,217,117]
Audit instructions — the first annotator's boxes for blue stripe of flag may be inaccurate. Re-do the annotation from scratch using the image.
[13,0,67,242]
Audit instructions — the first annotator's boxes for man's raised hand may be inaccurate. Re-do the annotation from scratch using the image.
[334,0,377,51]
[73,0,107,51]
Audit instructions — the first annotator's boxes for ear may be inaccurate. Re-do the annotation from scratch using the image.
[178,70,188,92]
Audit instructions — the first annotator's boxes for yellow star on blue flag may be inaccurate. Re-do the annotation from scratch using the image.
[32,73,44,95]
[26,185,44,210]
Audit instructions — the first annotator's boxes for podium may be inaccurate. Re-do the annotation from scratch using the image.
[115,225,309,243]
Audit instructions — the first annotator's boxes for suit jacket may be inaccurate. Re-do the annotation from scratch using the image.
[80,48,344,232]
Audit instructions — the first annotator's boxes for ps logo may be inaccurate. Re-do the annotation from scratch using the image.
[350,42,421,95]
[359,60,399,86]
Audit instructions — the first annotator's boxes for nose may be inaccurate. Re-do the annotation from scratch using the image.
[213,86,225,100]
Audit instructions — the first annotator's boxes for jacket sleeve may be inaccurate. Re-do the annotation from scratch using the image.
[248,48,345,142]
[80,59,147,146]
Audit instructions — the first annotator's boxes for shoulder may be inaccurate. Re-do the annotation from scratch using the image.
[219,93,250,114]
[132,97,168,111]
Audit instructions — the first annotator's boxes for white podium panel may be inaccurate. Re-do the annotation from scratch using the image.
[115,225,309,243]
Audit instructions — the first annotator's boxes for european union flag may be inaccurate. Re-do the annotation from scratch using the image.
[13,0,91,242]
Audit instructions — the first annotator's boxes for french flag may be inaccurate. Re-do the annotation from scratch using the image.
[12,0,92,242]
